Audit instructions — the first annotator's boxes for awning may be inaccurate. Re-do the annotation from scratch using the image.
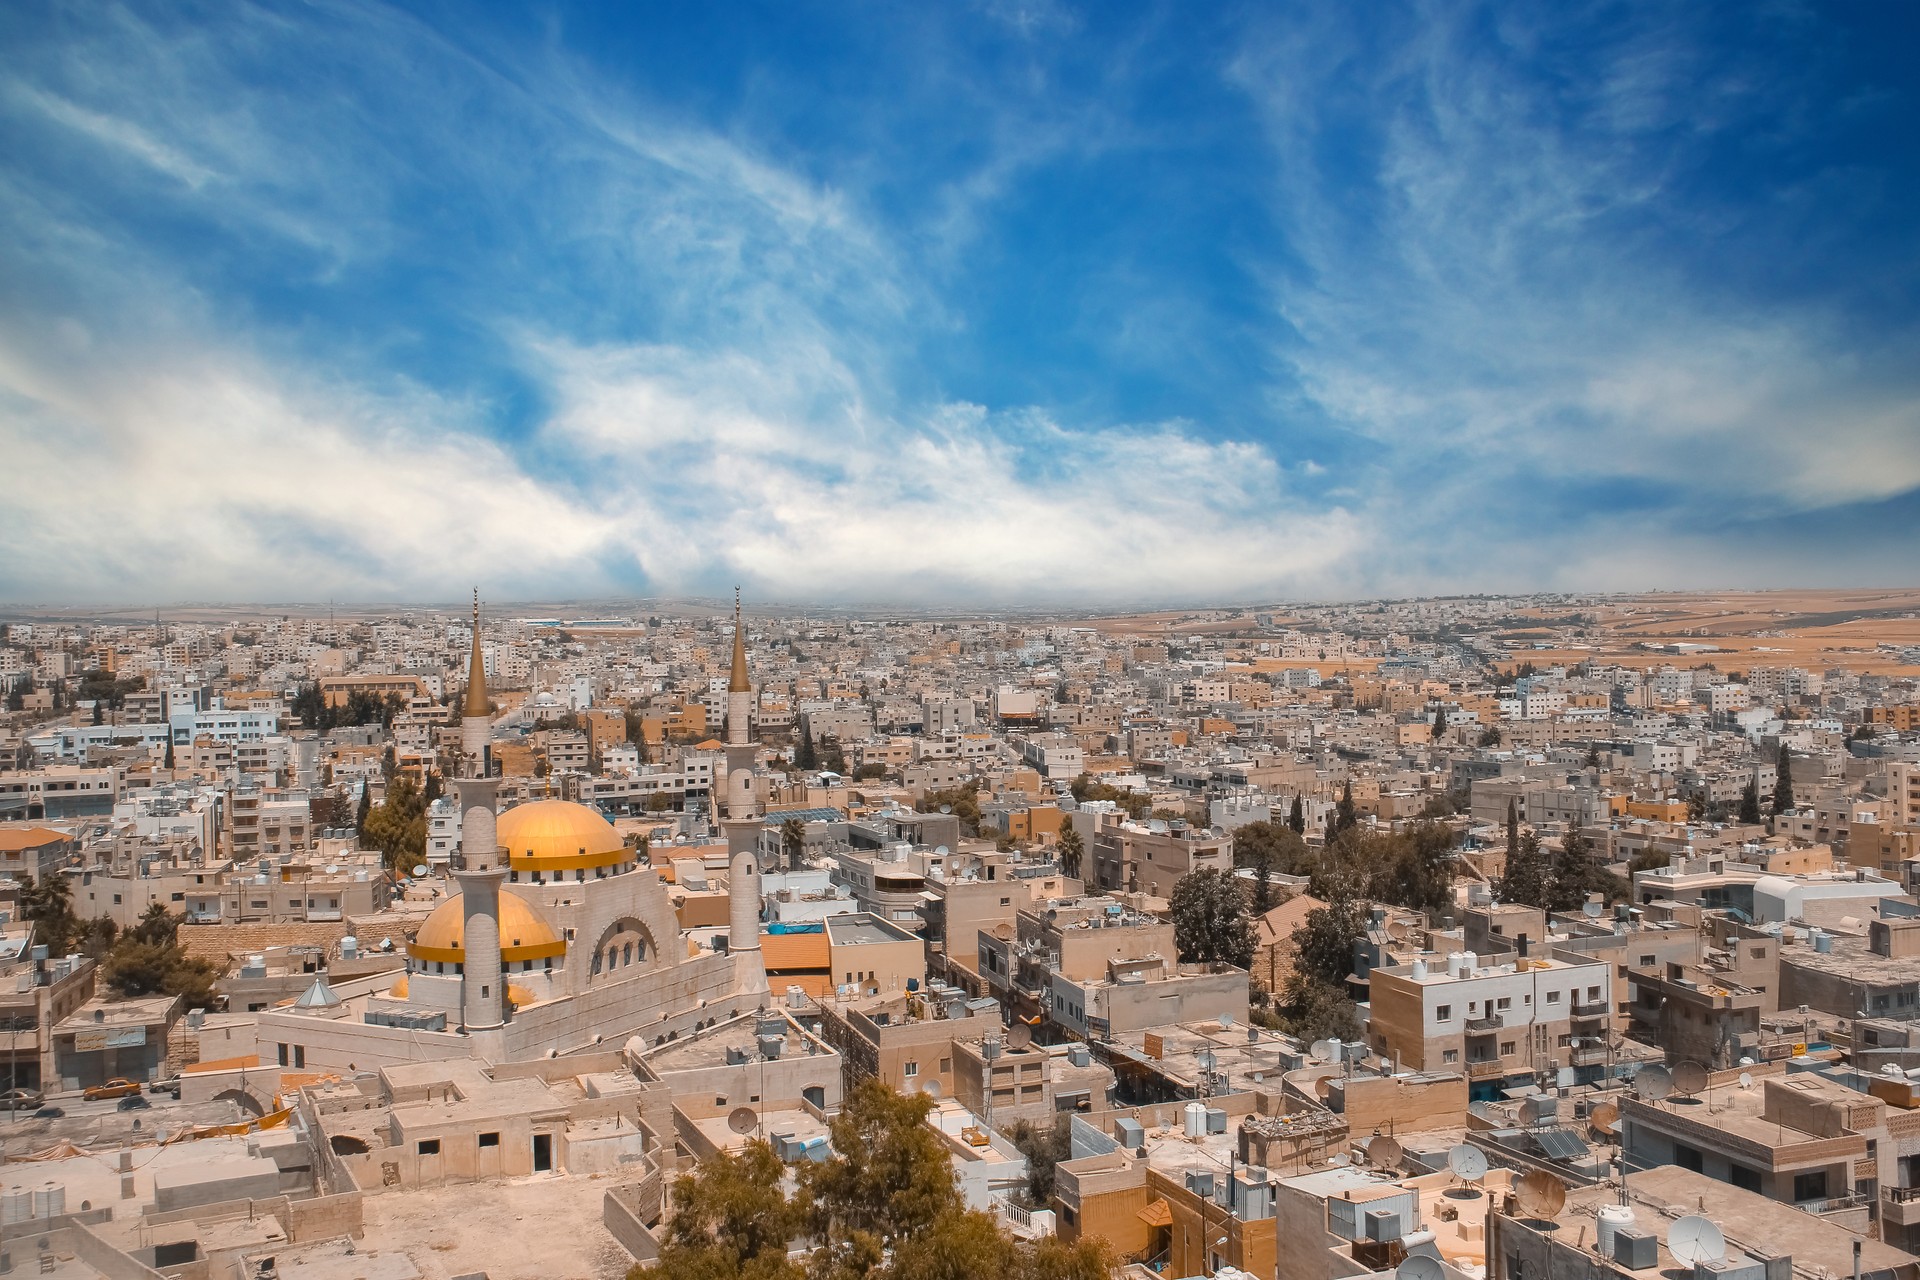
[1138,1198,1173,1228]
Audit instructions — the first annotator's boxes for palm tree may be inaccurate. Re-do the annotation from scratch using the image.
[1056,824,1084,879]
[780,817,807,872]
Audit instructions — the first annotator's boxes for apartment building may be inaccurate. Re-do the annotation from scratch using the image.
[1366,949,1612,1091]
[1086,813,1231,898]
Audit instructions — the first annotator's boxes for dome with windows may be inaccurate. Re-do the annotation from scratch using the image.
[496,798,630,877]
[407,890,566,965]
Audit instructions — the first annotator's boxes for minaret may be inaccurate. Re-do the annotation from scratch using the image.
[722,590,768,998]
[453,777,507,1031]
[461,589,489,778]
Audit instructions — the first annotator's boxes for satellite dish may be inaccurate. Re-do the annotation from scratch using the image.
[940,805,953,814]
[1219,1013,1235,1029]
[1667,1216,1727,1266]
[1582,901,1603,919]
[727,1107,759,1135]
[1587,1101,1619,1136]
[1673,1061,1709,1096]
[1737,1072,1753,1090]
[1315,1077,1335,1100]
[1365,1134,1403,1168]
[1311,1039,1338,1062]
[411,865,428,878]
[1008,1023,1034,1050]
[1329,1152,1352,1167]
[1634,1065,1673,1101]
[1515,1170,1568,1219]
[1447,1143,1489,1183]
[1397,1256,1445,1280]
[922,1078,942,1098]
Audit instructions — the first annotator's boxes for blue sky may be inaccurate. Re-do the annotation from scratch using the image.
[1,1,1916,606]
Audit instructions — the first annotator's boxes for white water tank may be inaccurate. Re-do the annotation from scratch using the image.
[1411,959,1428,980]
[1596,1203,1637,1258]
[1184,1102,1207,1139]
[1,1186,31,1225]
[32,1182,65,1219]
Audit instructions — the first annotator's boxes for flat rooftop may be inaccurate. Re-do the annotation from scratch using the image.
[825,914,917,945]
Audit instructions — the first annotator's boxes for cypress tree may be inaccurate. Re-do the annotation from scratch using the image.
[1771,743,1794,815]
[1738,778,1763,825]
[1287,793,1306,836]
[1431,705,1448,742]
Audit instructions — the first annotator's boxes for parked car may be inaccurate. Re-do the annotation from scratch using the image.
[147,1076,182,1098]
[0,1087,45,1111]
[116,1094,151,1112]
[83,1077,141,1100]
[33,1106,64,1120]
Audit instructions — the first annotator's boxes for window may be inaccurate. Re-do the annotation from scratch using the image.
[294,1045,306,1069]
[479,1132,500,1148]
[939,1057,952,1074]
[1500,1041,1516,1055]
[418,1140,441,1155]
[1443,1049,1459,1064]
[1546,991,1561,1004]
[277,1043,289,1066]
[1794,1171,1828,1202]
[1675,1144,1703,1172]
[1436,1005,1453,1022]
[1639,955,1655,967]
[904,1061,919,1077]
[1497,997,1511,1011]
[1730,1164,1762,1192]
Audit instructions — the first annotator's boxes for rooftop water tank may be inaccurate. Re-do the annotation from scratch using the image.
[1596,1203,1637,1259]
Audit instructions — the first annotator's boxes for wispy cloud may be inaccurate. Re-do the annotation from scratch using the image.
[0,1,1914,604]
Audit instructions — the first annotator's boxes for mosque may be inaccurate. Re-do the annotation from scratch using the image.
[248,594,770,1073]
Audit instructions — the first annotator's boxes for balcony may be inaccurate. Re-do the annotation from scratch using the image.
[1571,1046,1609,1066]
[1468,1059,1508,1080]
[1883,1187,1920,1228]
[1466,1014,1502,1033]
[1571,1000,1609,1019]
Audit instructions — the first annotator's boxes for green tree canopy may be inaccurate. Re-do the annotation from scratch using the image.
[1169,867,1255,970]
[1498,829,1552,909]
[363,774,428,873]
[1772,743,1795,815]
[1738,777,1763,825]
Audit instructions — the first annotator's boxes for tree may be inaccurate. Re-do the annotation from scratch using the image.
[1505,797,1519,864]
[363,774,428,873]
[18,872,79,956]
[1068,773,1152,820]
[1287,793,1305,836]
[354,784,372,836]
[646,1140,805,1280]
[1335,781,1358,833]
[1005,1116,1071,1207]
[797,1080,959,1279]
[1498,830,1552,909]
[1584,744,1603,769]
[1737,778,1763,825]
[1291,898,1365,989]
[1055,823,1084,879]
[1478,725,1503,747]
[1548,828,1605,913]
[1277,975,1364,1045]
[819,735,847,775]
[100,907,217,1008]
[632,1080,1109,1280]
[1431,705,1449,742]
[780,817,807,872]
[917,786,983,837]
[1169,867,1254,969]
[795,725,819,771]
[1772,743,1795,815]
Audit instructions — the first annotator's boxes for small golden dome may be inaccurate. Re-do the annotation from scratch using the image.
[496,799,626,873]
[507,983,538,1008]
[389,975,409,999]
[408,890,566,964]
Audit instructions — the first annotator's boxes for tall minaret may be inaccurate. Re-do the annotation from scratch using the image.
[461,589,489,778]
[722,590,768,998]
[453,777,506,1032]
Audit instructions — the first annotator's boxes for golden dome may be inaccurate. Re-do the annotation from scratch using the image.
[389,975,409,999]
[496,799,627,873]
[507,983,538,1008]
[408,890,566,964]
